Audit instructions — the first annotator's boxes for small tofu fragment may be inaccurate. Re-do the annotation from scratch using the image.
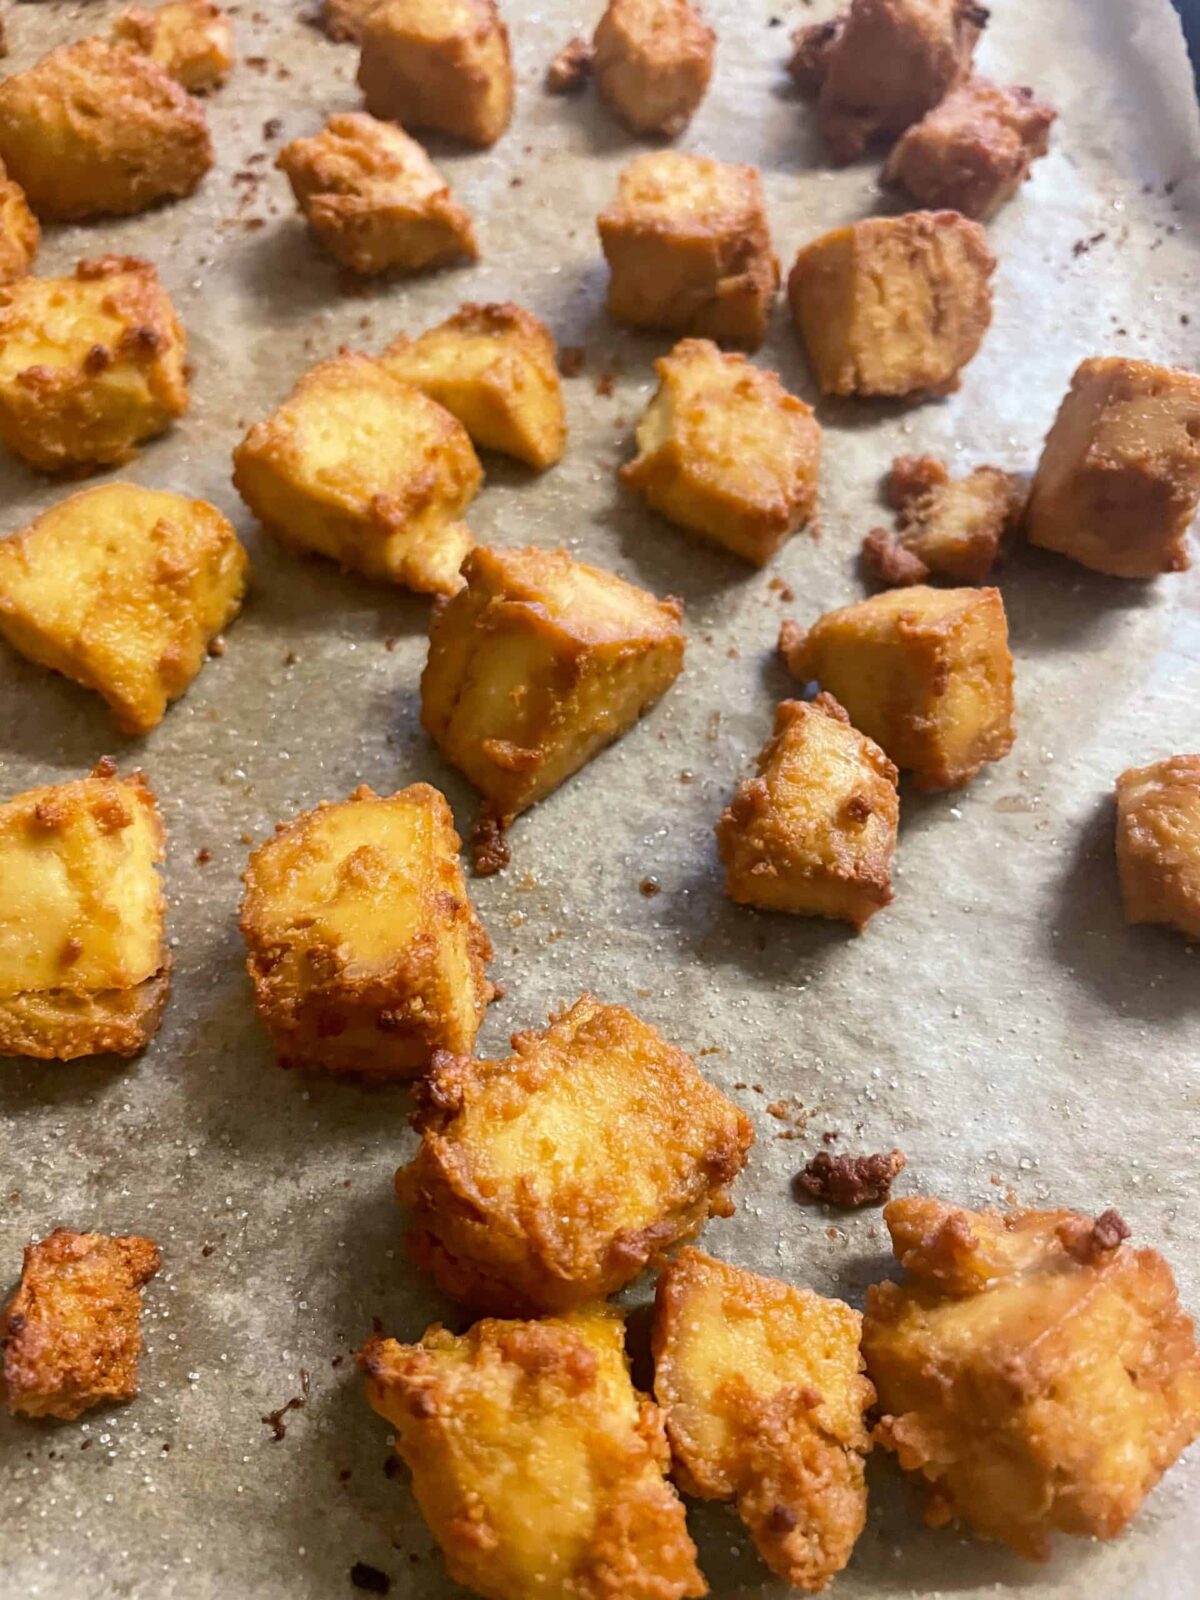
[2,1229,161,1420]
[862,454,1026,586]
[320,0,382,42]
[421,544,685,826]
[0,484,248,735]
[864,1197,1200,1560]
[233,351,480,595]
[397,995,753,1314]
[361,1307,706,1600]
[0,161,38,286]
[716,694,898,928]
[1115,756,1200,940]
[884,77,1055,220]
[599,151,779,351]
[546,36,594,93]
[383,302,566,470]
[0,39,212,221]
[358,0,514,148]
[0,761,169,1061]
[111,0,235,93]
[240,783,494,1078]
[653,1249,874,1591]
[780,585,1014,791]
[788,211,994,399]
[593,0,715,138]
[622,338,820,566]
[0,255,189,474]
[1025,357,1200,578]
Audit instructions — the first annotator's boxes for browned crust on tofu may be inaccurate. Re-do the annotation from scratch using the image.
[111,1,236,94]
[593,0,715,138]
[787,18,844,95]
[0,160,38,286]
[1115,755,1200,939]
[0,961,171,1062]
[357,0,514,149]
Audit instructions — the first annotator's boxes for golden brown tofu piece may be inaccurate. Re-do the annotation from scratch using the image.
[599,151,779,351]
[277,113,477,277]
[1115,756,1200,940]
[111,0,236,93]
[884,77,1055,220]
[789,211,994,399]
[780,585,1014,791]
[358,0,514,148]
[0,255,189,474]
[240,783,494,1079]
[2,1229,161,1420]
[397,995,753,1314]
[361,1307,706,1600]
[1026,357,1200,578]
[864,1197,1200,1560]
[320,0,382,41]
[716,694,898,928]
[233,351,480,595]
[621,338,820,566]
[653,1249,873,1591]
[0,39,212,221]
[383,302,566,469]
[421,545,685,826]
[546,35,595,93]
[862,454,1026,586]
[0,484,248,735]
[0,760,169,1061]
[593,0,715,138]
[0,161,38,286]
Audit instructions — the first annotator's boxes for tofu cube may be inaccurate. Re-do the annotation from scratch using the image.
[788,211,994,398]
[2,1229,161,1420]
[383,301,566,469]
[320,0,381,42]
[593,0,715,138]
[240,783,494,1079]
[0,161,38,286]
[0,761,169,1061]
[862,454,1026,586]
[1026,357,1200,578]
[421,544,686,826]
[111,0,236,93]
[232,351,480,595]
[653,1248,874,1590]
[780,585,1014,791]
[599,151,779,351]
[276,113,477,277]
[0,39,212,221]
[0,255,189,474]
[361,1307,706,1600]
[715,693,898,928]
[1115,756,1200,940]
[620,337,821,566]
[397,994,754,1313]
[864,1197,1200,1559]
[884,77,1056,220]
[358,0,514,149]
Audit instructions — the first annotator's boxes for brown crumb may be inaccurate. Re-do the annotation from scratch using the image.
[1057,1207,1131,1266]
[546,36,593,93]
[638,876,661,897]
[793,1149,906,1209]
[766,1100,789,1120]
[1072,231,1107,257]
[208,635,226,657]
[261,1368,311,1440]
[349,1563,391,1594]
[558,346,585,378]
[195,848,212,865]
[263,117,283,139]
[595,369,617,397]
[383,636,398,652]
[470,814,511,877]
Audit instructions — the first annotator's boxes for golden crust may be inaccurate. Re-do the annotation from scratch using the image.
[358,0,514,148]
[0,38,212,221]
[397,994,754,1314]
[0,161,38,286]
[0,964,171,1063]
[862,454,1026,586]
[111,0,236,93]
[320,0,382,41]
[593,0,715,138]
[360,1307,706,1600]
[1115,755,1200,939]
[864,1197,1200,1560]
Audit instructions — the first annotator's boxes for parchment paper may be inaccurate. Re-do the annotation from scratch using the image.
[1,1,1198,1595]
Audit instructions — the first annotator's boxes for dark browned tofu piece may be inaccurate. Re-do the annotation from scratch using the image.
[862,454,1026,585]
[1115,756,1200,940]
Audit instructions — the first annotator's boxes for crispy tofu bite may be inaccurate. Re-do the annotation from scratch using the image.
[862,454,1026,586]
[383,302,566,470]
[599,151,779,351]
[0,256,188,475]
[788,211,994,399]
[277,113,477,277]
[653,1249,873,1591]
[358,0,514,149]
[397,995,753,1314]
[621,338,820,566]
[1025,357,1200,578]
[0,761,169,1061]
[716,694,898,928]
[361,1306,706,1600]
[240,783,494,1078]
[864,1197,1200,1560]
[593,0,715,139]
[421,545,685,829]
[233,351,479,595]
[884,77,1055,220]
[2,1229,161,1420]
[780,586,1014,791]
[0,484,247,735]
[111,0,235,93]
[0,162,38,286]
[0,39,211,221]
[1115,756,1200,940]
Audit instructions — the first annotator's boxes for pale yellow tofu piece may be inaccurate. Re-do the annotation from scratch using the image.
[358,0,514,148]
[0,161,38,286]
[112,0,236,93]
[1115,755,1200,940]
[232,351,480,595]
[593,0,715,138]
